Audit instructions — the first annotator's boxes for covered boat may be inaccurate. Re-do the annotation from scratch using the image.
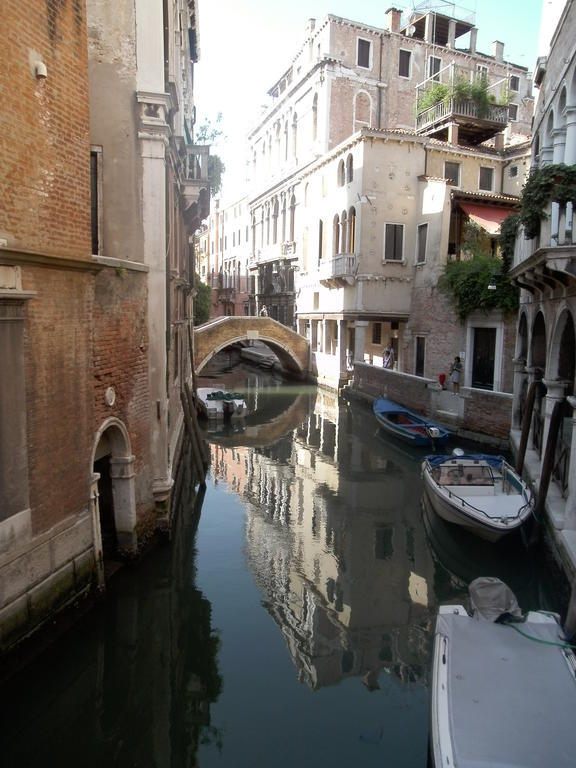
[422,453,533,542]
[196,388,247,421]
[431,577,576,768]
[372,397,450,447]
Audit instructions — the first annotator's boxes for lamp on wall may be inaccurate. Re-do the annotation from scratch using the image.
[487,275,497,291]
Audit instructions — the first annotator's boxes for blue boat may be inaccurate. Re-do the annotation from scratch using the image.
[372,397,450,447]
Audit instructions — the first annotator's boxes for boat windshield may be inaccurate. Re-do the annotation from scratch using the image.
[435,463,494,486]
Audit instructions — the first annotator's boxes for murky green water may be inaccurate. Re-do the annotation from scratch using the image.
[0,365,556,767]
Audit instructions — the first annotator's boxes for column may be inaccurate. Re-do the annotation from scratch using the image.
[541,379,569,464]
[110,454,138,554]
[137,92,172,506]
[563,396,576,528]
[564,107,576,165]
[338,318,348,379]
[511,356,528,430]
[353,320,368,362]
[552,127,567,164]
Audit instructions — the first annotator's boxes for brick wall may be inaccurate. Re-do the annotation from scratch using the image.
[0,0,91,259]
[23,266,94,534]
[93,268,154,521]
[352,363,512,441]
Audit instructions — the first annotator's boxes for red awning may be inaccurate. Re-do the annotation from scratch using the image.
[458,203,516,235]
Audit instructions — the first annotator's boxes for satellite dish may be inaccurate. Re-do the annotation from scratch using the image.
[406,24,416,37]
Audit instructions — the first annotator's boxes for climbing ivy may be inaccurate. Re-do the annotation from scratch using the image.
[518,163,576,239]
[439,252,519,320]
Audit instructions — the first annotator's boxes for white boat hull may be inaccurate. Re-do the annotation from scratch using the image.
[431,604,576,767]
[422,457,533,543]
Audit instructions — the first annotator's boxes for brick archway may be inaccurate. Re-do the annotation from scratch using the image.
[193,316,310,376]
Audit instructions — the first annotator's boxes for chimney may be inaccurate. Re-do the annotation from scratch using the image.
[306,18,316,35]
[385,7,402,33]
[493,40,504,63]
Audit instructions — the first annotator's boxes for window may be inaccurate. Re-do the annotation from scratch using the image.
[416,223,428,264]
[428,56,441,81]
[346,154,353,183]
[384,223,404,261]
[90,147,103,256]
[508,103,518,121]
[357,38,371,68]
[415,336,425,377]
[477,64,488,77]
[337,159,345,186]
[372,323,382,345]
[399,49,411,78]
[509,75,520,92]
[0,294,30,523]
[444,161,460,186]
[479,166,494,192]
[509,166,518,178]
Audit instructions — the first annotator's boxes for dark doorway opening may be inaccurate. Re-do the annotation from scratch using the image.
[472,327,496,390]
[94,455,118,560]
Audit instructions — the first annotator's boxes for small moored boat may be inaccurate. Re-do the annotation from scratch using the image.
[196,388,247,421]
[422,453,533,542]
[431,577,576,768]
[373,397,450,447]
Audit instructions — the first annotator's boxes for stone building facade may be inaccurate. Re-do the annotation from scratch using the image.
[243,4,534,391]
[509,0,576,630]
[0,0,208,665]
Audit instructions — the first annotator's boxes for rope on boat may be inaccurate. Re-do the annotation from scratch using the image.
[505,622,576,651]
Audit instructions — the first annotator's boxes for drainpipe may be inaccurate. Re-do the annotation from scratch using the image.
[378,34,384,129]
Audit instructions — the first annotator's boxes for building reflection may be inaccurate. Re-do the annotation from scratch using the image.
[1,439,222,768]
[209,391,437,691]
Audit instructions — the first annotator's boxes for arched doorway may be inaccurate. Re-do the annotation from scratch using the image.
[550,310,576,496]
[530,313,547,456]
[92,419,137,580]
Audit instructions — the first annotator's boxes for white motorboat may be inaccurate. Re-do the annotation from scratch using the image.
[422,453,533,542]
[196,388,247,421]
[431,577,576,768]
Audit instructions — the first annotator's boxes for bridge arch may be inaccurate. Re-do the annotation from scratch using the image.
[193,316,310,377]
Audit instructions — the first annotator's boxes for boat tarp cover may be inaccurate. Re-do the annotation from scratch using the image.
[373,398,414,415]
[436,611,576,766]
[424,453,504,469]
[469,576,523,621]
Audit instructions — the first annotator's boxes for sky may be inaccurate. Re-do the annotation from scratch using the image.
[194,0,546,200]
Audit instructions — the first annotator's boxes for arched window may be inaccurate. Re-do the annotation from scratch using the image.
[340,210,348,252]
[275,123,281,165]
[281,195,287,242]
[292,113,298,158]
[312,93,318,142]
[346,154,354,183]
[348,206,356,252]
[289,194,296,241]
[354,91,371,130]
[337,159,345,186]
[284,120,289,162]
[318,219,324,264]
[266,202,270,245]
[273,198,279,244]
[333,214,340,255]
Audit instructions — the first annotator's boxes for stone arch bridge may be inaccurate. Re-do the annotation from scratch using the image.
[193,316,311,377]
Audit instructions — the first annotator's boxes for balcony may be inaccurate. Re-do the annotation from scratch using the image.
[416,99,508,145]
[318,254,357,288]
[175,140,211,226]
[510,201,576,294]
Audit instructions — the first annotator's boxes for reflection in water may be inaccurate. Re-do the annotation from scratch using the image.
[0,371,552,768]
[0,440,222,768]
[210,389,435,693]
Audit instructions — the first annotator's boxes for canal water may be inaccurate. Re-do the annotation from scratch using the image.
[0,365,559,767]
